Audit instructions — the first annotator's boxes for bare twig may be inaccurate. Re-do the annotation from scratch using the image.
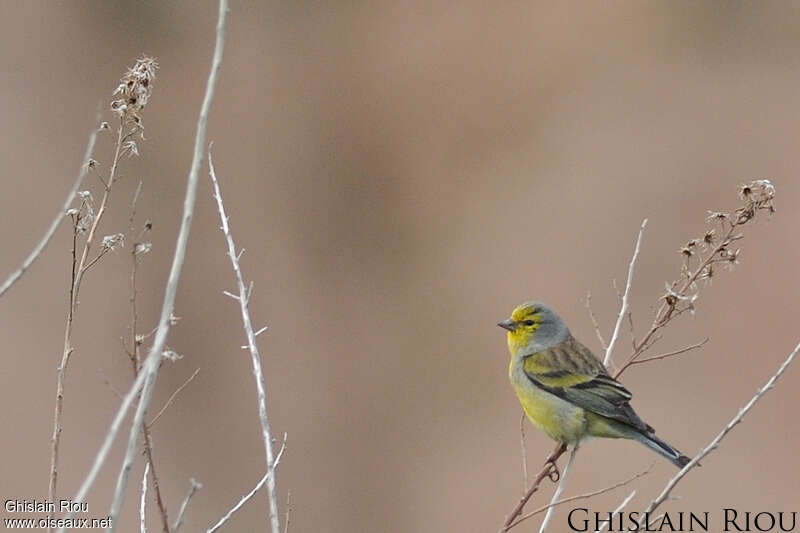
[633,340,800,529]
[125,183,170,533]
[511,465,650,529]
[615,181,775,378]
[604,219,647,367]
[56,366,148,533]
[147,368,201,428]
[629,338,708,367]
[499,443,566,532]
[105,5,228,530]
[142,430,169,533]
[140,462,149,533]
[207,435,287,533]
[594,490,637,533]
[172,479,202,533]
[209,148,282,533]
[585,292,607,351]
[284,491,291,533]
[59,4,228,531]
[534,444,578,532]
[50,120,127,528]
[0,116,99,299]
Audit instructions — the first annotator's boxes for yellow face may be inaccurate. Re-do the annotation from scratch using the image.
[498,302,542,354]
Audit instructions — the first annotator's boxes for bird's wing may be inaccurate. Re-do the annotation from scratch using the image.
[522,338,651,432]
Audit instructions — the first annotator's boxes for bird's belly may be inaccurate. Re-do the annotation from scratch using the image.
[512,376,587,444]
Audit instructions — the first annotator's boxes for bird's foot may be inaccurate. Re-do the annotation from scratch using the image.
[543,442,567,482]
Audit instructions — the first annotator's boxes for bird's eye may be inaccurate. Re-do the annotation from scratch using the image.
[523,320,536,326]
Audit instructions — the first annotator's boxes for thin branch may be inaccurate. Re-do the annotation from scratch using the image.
[615,182,775,379]
[535,444,578,533]
[147,368,200,428]
[172,479,202,533]
[511,465,650,529]
[209,148,282,533]
[604,219,647,367]
[284,491,291,533]
[142,430,169,533]
[585,292,608,352]
[127,190,170,533]
[629,338,708,367]
[58,3,229,530]
[207,435,287,533]
[140,462,149,533]
[594,490,637,533]
[0,115,99,298]
[635,340,800,528]
[55,366,148,533]
[51,116,127,529]
[499,443,566,532]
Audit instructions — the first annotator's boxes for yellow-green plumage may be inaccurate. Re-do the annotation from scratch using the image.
[500,301,690,468]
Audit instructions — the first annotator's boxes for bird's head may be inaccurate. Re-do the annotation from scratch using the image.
[498,301,570,355]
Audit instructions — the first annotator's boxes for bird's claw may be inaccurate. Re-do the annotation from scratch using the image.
[546,460,560,482]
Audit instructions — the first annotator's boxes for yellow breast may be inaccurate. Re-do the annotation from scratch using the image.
[509,357,587,444]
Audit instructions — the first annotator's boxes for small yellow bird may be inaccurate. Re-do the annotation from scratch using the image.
[499,301,689,468]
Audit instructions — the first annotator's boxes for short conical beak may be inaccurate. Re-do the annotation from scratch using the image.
[497,318,517,332]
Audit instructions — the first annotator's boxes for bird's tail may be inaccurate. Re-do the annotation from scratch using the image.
[633,431,690,468]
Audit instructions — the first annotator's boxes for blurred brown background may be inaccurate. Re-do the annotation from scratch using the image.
[1,1,799,531]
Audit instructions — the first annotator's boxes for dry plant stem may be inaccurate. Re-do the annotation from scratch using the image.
[614,214,752,378]
[500,442,566,532]
[106,4,228,528]
[207,436,287,533]
[284,491,292,533]
[594,490,637,533]
[129,235,170,533]
[604,219,647,367]
[147,368,200,428]
[140,462,149,533]
[632,340,800,531]
[628,338,708,367]
[49,119,127,528]
[585,292,608,351]
[141,421,169,532]
[58,3,228,531]
[0,118,99,298]
[535,444,578,532]
[511,465,649,528]
[55,367,147,533]
[209,150,282,533]
[171,479,202,533]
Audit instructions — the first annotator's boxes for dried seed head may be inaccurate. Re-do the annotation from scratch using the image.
[738,184,752,199]
[101,233,125,251]
[111,56,158,124]
[703,229,716,246]
[706,211,729,222]
[134,242,152,255]
[162,348,183,362]
[122,139,139,157]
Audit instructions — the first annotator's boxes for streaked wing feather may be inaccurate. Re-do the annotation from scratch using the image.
[523,338,650,432]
